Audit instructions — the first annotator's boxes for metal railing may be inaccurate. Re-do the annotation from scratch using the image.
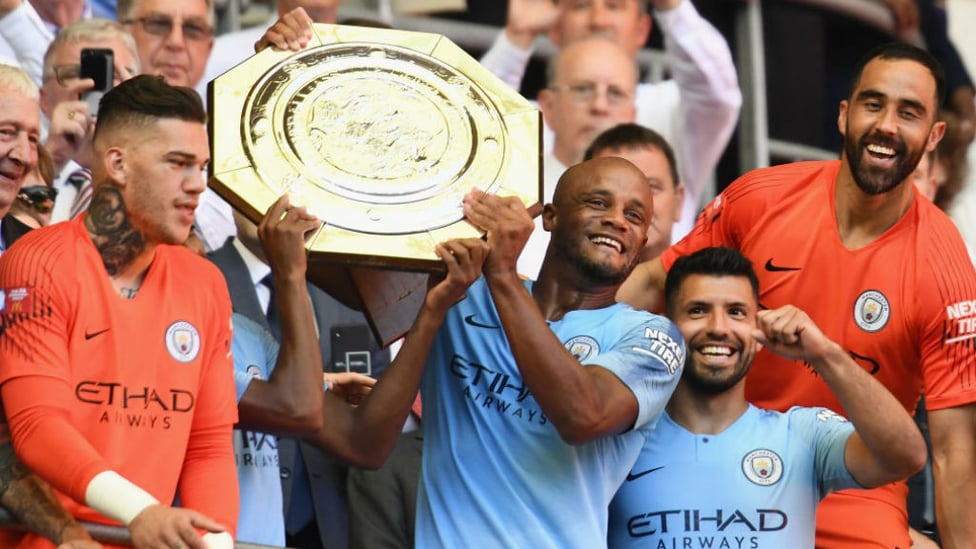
[735,0,918,170]
[0,509,286,549]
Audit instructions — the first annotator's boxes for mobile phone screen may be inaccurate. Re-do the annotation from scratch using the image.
[331,324,373,375]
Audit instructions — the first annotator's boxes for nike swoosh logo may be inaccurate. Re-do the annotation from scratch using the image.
[764,259,801,272]
[85,328,110,340]
[626,466,665,481]
[464,314,500,329]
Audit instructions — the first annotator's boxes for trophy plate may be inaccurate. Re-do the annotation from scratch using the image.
[209,23,541,271]
[208,24,541,344]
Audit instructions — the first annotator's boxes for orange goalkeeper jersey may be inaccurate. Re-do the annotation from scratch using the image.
[662,160,976,548]
[0,218,238,547]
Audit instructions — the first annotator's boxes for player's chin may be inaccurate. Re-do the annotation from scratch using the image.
[161,223,194,246]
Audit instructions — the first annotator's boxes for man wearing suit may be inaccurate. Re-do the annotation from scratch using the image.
[347,425,422,549]
[1,213,33,251]
[208,207,390,549]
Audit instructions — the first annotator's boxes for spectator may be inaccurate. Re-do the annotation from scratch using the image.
[608,246,926,547]
[198,0,340,99]
[117,0,214,88]
[0,74,238,548]
[0,0,88,86]
[0,62,101,549]
[346,401,422,549]
[8,142,56,228]
[39,18,139,222]
[620,42,976,548]
[0,63,40,252]
[584,123,684,261]
[480,0,741,244]
[517,36,639,277]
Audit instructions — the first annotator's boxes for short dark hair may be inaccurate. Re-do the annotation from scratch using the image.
[664,247,760,317]
[849,42,945,107]
[93,74,206,145]
[583,123,680,187]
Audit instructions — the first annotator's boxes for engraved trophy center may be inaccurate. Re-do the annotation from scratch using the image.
[301,78,458,182]
[243,43,507,235]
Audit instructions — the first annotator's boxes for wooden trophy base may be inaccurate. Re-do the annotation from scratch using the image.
[306,262,429,347]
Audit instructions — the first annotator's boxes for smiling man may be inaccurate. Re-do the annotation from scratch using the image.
[619,42,976,548]
[609,246,925,548]
[0,75,238,548]
[407,156,684,546]
[584,123,684,262]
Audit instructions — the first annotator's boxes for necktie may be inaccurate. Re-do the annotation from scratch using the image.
[67,168,93,219]
[260,274,280,340]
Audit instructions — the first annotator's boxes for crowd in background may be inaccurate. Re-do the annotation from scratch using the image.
[0,0,972,548]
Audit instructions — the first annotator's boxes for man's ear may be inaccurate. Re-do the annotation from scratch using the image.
[103,147,127,187]
[538,88,555,127]
[837,99,849,138]
[541,203,557,232]
[629,13,652,55]
[925,120,947,153]
[547,21,564,48]
[673,183,685,222]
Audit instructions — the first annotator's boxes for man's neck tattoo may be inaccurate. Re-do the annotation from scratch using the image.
[84,186,146,277]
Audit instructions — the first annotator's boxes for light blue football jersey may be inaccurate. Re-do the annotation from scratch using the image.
[417,277,684,548]
[230,314,285,546]
[608,404,858,549]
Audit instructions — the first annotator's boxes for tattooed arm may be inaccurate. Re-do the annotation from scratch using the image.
[0,405,99,547]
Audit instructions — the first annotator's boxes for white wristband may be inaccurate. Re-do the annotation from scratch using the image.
[84,470,160,525]
[202,531,234,549]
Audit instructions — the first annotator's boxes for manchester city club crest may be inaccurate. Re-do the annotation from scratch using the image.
[565,335,599,362]
[742,449,783,486]
[165,321,201,363]
[853,290,891,333]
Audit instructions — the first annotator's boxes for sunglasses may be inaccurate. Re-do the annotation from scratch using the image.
[17,186,58,213]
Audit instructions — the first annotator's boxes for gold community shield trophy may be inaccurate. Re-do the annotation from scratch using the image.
[209,23,541,346]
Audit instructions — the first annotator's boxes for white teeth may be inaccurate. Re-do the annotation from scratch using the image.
[699,345,733,356]
[866,144,896,156]
[591,236,621,251]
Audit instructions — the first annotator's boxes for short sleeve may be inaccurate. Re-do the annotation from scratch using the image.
[589,311,685,430]
[230,313,280,402]
[787,406,859,496]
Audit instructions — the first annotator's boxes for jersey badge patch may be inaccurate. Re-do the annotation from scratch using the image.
[853,290,890,333]
[742,449,783,486]
[165,321,201,363]
[565,335,599,362]
[2,287,32,314]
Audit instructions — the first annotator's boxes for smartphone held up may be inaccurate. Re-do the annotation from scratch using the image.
[80,48,113,116]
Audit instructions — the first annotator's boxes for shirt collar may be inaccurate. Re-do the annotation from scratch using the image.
[232,237,270,287]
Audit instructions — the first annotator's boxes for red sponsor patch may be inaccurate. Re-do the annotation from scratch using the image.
[4,287,31,314]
